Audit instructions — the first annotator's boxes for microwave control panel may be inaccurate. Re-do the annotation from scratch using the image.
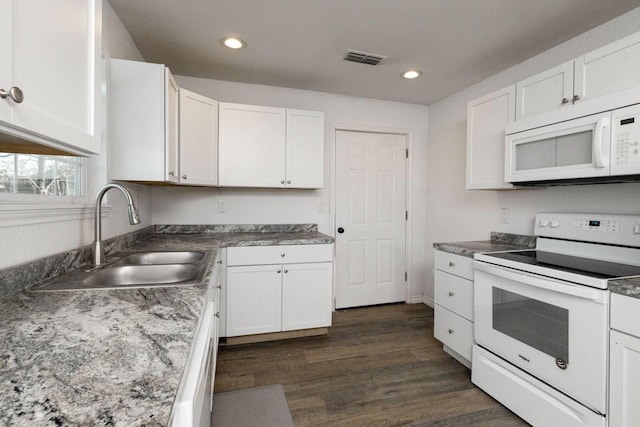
[612,105,640,174]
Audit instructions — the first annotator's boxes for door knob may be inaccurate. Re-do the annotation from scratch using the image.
[337,227,344,234]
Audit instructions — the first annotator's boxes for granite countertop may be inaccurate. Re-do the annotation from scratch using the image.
[0,226,333,426]
[433,232,537,257]
[609,277,640,299]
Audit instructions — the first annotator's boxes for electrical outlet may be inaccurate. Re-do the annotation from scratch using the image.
[500,208,510,224]
[218,199,227,213]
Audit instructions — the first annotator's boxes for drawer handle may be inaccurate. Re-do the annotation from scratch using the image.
[448,329,454,334]
[448,291,455,296]
[448,262,455,267]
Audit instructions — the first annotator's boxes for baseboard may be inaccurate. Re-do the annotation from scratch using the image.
[224,327,329,345]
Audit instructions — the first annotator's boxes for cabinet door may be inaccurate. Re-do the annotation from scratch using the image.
[610,330,640,427]
[110,60,177,182]
[226,265,282,336]
[219,103,286,187]
[466,85,514,190]
[285,109,324,188]
[515,61,574,121]
[282,262,332,331]
[576,32,640,104]
[5,0,101,154]
[179,89,218,186]
[0,0,11,124]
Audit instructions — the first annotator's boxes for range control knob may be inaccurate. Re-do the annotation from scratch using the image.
[539,220,550,227]
[550,220,561,228]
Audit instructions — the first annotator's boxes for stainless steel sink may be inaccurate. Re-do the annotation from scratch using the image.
[31,250,210,292]
[114,251,205,265]
[83,264,199,287]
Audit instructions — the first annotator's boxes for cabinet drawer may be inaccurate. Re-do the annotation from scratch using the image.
[434,270,473,321]
[611,293,640,338]
[434,251,473,280]
[434,305,473,362]
[227,244,333,266]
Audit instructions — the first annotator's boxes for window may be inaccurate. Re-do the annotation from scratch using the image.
[0,153,84,197]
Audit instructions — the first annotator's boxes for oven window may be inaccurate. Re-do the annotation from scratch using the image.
[492,287,569,363]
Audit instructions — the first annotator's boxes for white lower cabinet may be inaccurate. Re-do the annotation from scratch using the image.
[226,244,333,337]
[433,250,474,367]
[609,293,640,427]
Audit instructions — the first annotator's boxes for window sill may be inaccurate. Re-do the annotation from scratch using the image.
[0,202,111,228]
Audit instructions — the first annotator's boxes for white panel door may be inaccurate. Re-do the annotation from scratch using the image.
[218,103,286,187]
[282,262,332,331]
[179,89,218,186]
[285,109,325,188]
[516,61,574,121]
[0,0,11,123]
[335,130,407,309]
[226,265,282,337]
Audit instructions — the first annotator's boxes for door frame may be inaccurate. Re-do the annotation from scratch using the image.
[330,123,414,308]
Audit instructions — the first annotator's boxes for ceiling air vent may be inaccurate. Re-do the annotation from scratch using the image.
[343,50,387,66]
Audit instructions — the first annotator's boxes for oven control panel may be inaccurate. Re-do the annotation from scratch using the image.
[535,213,640,247]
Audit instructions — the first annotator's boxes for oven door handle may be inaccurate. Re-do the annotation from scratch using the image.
[474,261,609,303]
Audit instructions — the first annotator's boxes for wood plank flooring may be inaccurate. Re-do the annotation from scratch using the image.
[214,303,528,426]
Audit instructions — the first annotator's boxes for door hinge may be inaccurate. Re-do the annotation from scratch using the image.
[406,148,409,158]
[405,210,408,220]
[405,272,408,282]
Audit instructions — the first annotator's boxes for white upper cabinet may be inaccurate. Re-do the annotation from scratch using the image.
[219,102,325,188]
[110,59,179,183]
[286,109,325,188]
[0,0,101,155]
[516,31,640,122]
[516,61,574,121]
[179,89,219,186]
[577,32,640,102]
[219,103,286,187]
[466,85,515,190]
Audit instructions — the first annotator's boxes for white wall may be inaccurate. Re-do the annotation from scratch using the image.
[153,77,430,302]
[0,1,151,269]
[425,7,640,303]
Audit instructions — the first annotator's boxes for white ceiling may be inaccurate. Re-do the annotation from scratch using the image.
[108,0,640,105]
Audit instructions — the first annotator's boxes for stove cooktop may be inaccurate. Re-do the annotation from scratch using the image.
[482,250,640,281]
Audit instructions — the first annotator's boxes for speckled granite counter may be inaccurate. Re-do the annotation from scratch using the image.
[433,232,536,257]
[609,277,640,299]
[0,225,333,426]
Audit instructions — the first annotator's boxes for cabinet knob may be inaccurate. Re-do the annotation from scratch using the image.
[572,94,580,103]
[277,269,282,274]
[182,174,187,179]
[284,269,288,274]
[448,262,455,267]
[448,329,454,334]
[215,312,220,318]
[337,227,345,234]
[168,171,175,176]
[286,180,291,184]
[217,284,222,289]
[448,291,455,296]
[281,252,285,257]
[0,86,24,103]
[217,259,222,264]
[561,97,570,104]
[280,180,285,184]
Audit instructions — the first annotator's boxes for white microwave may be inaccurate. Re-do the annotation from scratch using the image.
[505,104,640,183]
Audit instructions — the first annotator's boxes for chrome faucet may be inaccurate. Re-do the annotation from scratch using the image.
[92,183,141,266]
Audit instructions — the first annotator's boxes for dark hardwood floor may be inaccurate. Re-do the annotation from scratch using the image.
[214,303,528,426]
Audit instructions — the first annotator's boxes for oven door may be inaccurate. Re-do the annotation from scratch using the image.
[474,261,609,414]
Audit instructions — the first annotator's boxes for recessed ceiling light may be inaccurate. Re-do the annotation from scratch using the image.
[221,36,246,49]
[403,70,422,79]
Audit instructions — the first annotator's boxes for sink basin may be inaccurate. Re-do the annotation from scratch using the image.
[115,251,205,265]
[31,249,211,292]
[82,264,199,288]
